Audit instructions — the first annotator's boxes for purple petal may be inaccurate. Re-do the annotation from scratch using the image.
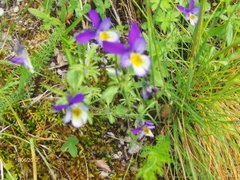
[147,125,155,129]
[152,87,158,93]
[102,41,127,55]
[88,9,101,28]
[68,93,85,105]
[132,37,146,53]
[98,18,111,31]
[131,127,142,135]
[144,121,154,126]
[189,0,195,9]
[75,30,96,44]
[142,91,152,99]
[142,86,153,99]
[191,7,200,14]
[53,104,69,112]
[10,57,26,64]
[177,5,187,16]
[120,53,131,68]
[128,22,141,47]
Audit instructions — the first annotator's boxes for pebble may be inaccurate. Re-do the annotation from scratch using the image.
[99,171,109,178]
[13,6,19,13]
[0,8,4,17]
[128,142,142,154]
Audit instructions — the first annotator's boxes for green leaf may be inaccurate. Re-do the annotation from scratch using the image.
[28,8,62,27]
[61,137,79,157]
[137,136,171,179]
[150,0,160,11]
[226,23,233,46]
[75,4,91,18]
[93,0,111,18]
[101,86,119,105]
[43,0,54,15]
[114,105,128,116]
[108,114,115,124]
[67,66,84,91]
[28,8,50,19]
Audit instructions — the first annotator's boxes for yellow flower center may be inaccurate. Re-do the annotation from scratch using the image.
[99,31,110,40]
[130,53,143,67]
[143,127,151,135]
[72,108,82,117]
[189,13,195,21]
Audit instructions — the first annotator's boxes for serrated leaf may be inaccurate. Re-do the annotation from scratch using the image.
[101,86,119,105]
[137,136,171,179]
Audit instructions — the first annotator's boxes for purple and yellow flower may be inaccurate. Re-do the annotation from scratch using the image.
[10,43,34,73]
[75,9,119,45]
[131,121,155,139]
[142,85,158,99]
[177,0,200,26]
[103,22,151,77]
[53,93,88,128]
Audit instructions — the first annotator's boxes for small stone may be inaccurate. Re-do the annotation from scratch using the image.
[0,8,4,17]
[13,6,19,13]
[128,142,142,154]
[57,69,63,76]
[99,171,109,178]
[113,154,120,159]
[50,62,56,67]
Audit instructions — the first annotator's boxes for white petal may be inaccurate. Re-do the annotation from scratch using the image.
[72,114,83,128]
[141,55,151,71]
[105,31,119,42]
[97,31,119,45]
[132,54,150,77]
[132,66,147,76]
[189,15,198,26]
[71,104,88,128]
[63,109,72,124]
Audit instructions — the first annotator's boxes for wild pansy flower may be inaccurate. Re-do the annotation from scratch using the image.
[76,9,119,45]
[103,22,151,77]
[131,121,155,139]
[177,0,200,26]
[142,85,158,99]
[10,43,34,73]
[53,93,88,128]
